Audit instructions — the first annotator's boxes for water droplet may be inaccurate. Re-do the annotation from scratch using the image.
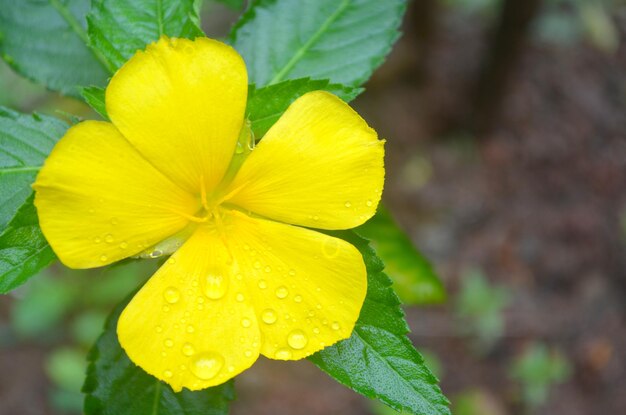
[149,250,163,258]
[182,343,195,356]
[202,272,228,300]
[235,142,244,154]
[241,318,251,328]
[331,322,341,331]
[235,274,243,281]
[264,266,271,273]
[313,327,320,334]
[313,215,319,221]
[287,330,308,349]
[275,348,292,359]
[120,241,128,249]
[323,239,340,258]
[366,199,373,207]
[163,287,180,304]
[275,286,289,299]
[253,261,261,269]
[93,236,102,244]
[164,338,174,348]
[344,201,352,208]
[190,352,224,380]
[163,370,173,378]
[155,325,163,333]
[294,295,302,303]
[186,325,195,333]
[261,309,277,324]
[258,279,268,289]
[244,350,252,357]
[288,269,296,276]
[227,365,235,373]
[236,293,245,302]
[168,257,177,265]
[110,217,119,225]
[99,255,108,262]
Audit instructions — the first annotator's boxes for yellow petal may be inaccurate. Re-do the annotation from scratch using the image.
[33,121,198,268]
[222,210,367,360]
[106,37,248,194]
[226,91,385,230]
[117,226,260,391]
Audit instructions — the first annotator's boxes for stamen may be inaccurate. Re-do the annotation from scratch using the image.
[200,174,210,211]
[214,181,249,206]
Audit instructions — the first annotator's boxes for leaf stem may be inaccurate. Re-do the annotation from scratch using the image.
[48,0,116,74]
[268,0,351,85]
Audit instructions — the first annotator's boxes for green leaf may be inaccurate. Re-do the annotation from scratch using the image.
[309,231,450,415]
[81,86,108,119]
[0,107,68,230]
[247,78,361,138]
[0,195,56,293]
[0,0,112,96]
[229,0,406,87]
[356,207,446,305]
[83,295,235,415]
[87,0,204,71]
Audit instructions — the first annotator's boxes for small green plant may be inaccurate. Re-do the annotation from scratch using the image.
[455,268,510,353]
[510,342,571,411]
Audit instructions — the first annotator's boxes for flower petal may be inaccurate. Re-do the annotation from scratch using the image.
[117,226,261,391]
[33,121,198,268]
[106,37,248,194]
[226,91,384,230]
[223,210,367,360]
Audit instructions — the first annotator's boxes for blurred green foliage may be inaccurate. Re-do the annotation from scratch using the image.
[5,260,158,414]
[510,342,571,410]
[454,268,510,353]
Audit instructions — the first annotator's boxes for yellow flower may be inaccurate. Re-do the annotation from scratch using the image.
[33,37,384,391]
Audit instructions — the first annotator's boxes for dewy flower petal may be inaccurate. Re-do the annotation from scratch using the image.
[33,121,199,268]
[33,36,385,391]
[106,37,248,193]
[226,91,385,230]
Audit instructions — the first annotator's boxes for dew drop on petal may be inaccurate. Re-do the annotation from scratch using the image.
[244,349,252,358]
[202,272,228,300]
[366,199,373,207]
[287,330,308,350]
[163,370,173,378]
[149,250,163,258]
[163,287,180,304]
[110,217,119,225]
[288,269,296,276]
[322,239,340,258]
[294,295,302,303]
[275,286,289,299]
[331,322,341,331]
[344,201,352,208]
[258,279,268,289]
[120,241,128,249]
[182,343,195,356]
[155,325,163,333]
[235,293,245,302]
[190,352,224,380]
[275,348,292,359]
[253,261,261,269]
[99,255,108,262]
[186,325,195,333]
[104,234,114,243]
[164,338,174,348]
[93,236,102,244]
[241,318,251,328]
[261,309,277,325]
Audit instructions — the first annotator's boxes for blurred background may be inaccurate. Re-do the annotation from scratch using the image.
[1,0,625,414]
